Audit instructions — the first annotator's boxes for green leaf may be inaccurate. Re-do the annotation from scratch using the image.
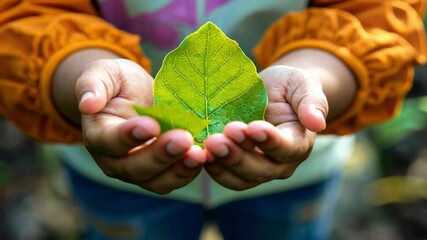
[154,22,268,144]
[133,103,210,136]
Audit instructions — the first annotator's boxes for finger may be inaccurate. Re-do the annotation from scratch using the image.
[222,122,256,150]
[246,121,315,164]
[264,102,298,126]
[206,157,299,191]
[83,116,160,157]
[182,145,208,168]
[110,59,154,107]
[290,71,328,132]
[95,130,195,182]
[298,101,327,132]
[139,146,206,194]
[204,134,285,184]
[261,65,328,132]
[139,163,203,194]
[205,162,260,191]
[75,60,118,114]
[118,116,162,154]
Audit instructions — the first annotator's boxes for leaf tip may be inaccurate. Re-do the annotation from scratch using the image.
[200,21,222,33]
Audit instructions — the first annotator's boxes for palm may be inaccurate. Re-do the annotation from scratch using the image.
[76,59,205,194]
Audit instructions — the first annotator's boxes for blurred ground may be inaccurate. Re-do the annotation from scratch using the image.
[0,119,82,240]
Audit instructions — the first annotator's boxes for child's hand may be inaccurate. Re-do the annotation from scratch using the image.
[203,65,328,190]
[75,59,206,194]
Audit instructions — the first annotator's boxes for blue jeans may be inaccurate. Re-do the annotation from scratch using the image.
[64,165,342,240]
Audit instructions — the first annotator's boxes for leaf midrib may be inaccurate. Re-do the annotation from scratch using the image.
[204,25,210,136]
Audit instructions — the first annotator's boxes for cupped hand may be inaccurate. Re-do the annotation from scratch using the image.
[204,65,328,190]
[75,59,206,194]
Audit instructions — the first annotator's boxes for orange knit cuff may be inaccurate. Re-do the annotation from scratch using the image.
[254,8,424,135]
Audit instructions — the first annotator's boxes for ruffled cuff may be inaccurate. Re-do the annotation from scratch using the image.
[254,8,425,135]
[0,13,151,143]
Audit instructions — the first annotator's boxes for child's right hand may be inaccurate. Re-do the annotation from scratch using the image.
[74,58,206,194]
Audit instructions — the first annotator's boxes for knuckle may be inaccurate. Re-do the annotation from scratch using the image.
[174,165,198,180]
[221,179,259,191]
[100,166,118,179]
[278,168,297,179]
[230,186,246,191]
[254,169,277,183]
[93,158,119,179]
[87,58,113,69]
[139,184,173,195]
[156,188,173,195]
[150,188,173,195]
[205,163,223,177]
[82,130,98,148]
[229,182,257,191]
[121,164,148,183]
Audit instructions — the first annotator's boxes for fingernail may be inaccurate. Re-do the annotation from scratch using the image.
[166,141,186,156]
[80,91,95,103]
[315,108,327,130]
[206,152,215,162]
[132,128,144,140]
[213,145,229,157]
[315,108,326,119]
[183,158,200,168]
[233,132,245,143]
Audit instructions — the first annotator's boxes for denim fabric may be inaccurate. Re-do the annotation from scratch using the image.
[64,164,341,240]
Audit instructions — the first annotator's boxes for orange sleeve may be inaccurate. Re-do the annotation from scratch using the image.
[254,0,427,135]
[0,0,151,143]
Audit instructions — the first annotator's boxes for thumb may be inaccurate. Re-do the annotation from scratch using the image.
[260,65,328,132]
[294,73,328,132]
[75,60,117,114]
[78,89,106,114]
[298,101,327,132]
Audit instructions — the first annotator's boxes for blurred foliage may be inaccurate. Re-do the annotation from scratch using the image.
[370,97,427,151]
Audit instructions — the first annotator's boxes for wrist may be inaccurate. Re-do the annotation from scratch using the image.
[52,48,120,125]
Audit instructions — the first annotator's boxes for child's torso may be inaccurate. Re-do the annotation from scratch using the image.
[96,0,309,73]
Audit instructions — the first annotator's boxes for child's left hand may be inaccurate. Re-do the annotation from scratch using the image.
[203,65,328,190]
